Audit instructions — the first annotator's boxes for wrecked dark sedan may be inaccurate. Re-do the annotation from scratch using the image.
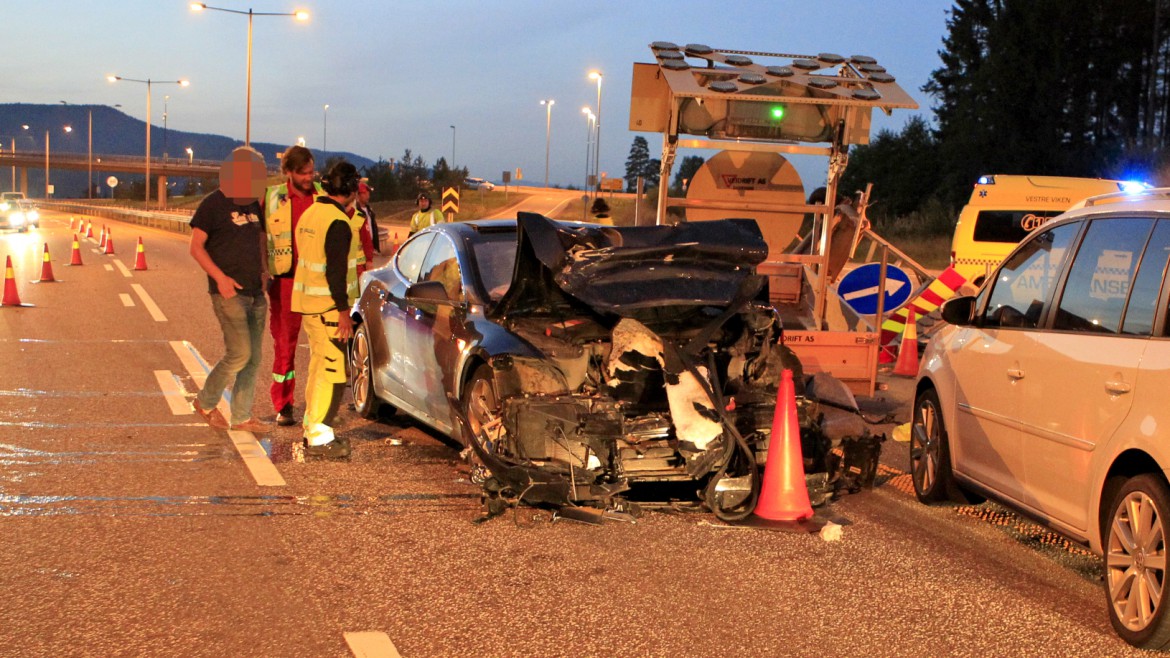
[349,213,881,520]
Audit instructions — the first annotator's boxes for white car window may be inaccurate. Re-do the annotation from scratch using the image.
[395,232,436,283]
[982,222,1080,329]
[1125,219,1170,336]
[1054,217,1154,335]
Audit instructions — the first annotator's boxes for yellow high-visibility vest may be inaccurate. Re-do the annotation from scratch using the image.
[264,181,323,275]
[292,199,356,315]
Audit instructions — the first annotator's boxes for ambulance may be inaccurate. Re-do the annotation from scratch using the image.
[950,175,1146,287]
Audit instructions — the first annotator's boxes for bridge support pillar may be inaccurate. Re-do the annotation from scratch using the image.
[157,175,168,209]
[19,168,27,196]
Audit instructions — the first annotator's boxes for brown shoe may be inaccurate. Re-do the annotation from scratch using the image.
[231,418,274,434]
[192,400,229,429]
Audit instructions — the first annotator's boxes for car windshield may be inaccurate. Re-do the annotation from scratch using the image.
[471,232,517,302]
[1,193,22,201]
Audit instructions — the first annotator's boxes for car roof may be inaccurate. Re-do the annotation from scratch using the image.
[1045,186,1170,227]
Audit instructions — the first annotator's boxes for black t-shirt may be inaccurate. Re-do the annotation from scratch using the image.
[190,189,265,296]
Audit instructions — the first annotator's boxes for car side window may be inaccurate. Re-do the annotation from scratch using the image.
[395,233,435,283]
[1053,217,1154,335]
[1128,219,1170,336]
[418,235,463,301]
[982,222,1080,329]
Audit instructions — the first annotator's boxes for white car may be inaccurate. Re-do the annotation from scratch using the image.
[0,192,37,231]
[464,177,495,191]
[913,186,1170,648]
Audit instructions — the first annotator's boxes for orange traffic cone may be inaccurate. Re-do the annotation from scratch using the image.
[391,231,401,254]
[104,228,115,255]
[2,255,25,306]
[99,225,107,250]
[85,221,93,239]
[754,369,815,524]
[68,216,75,231]
[34,243,56,283]
[69,234,84,266]
[893,308,920,377]
[133,237,148,271]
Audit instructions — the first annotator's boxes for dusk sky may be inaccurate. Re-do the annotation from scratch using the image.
[5,1,954,189]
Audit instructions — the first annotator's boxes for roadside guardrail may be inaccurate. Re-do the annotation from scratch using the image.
[38,201,194,235]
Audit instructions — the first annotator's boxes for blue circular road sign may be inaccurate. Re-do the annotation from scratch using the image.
[836,263,913,316]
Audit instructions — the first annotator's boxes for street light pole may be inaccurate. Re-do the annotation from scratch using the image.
[108,75,189,207]
[190,3,310,146]
[323,104,329,156]
[540,99,554,189]
[163,95,169,160]
[88,108,93,199]
[588,71,603,197]
[450,125,456,168]
[44,129,49,199]
[581,107,594,193]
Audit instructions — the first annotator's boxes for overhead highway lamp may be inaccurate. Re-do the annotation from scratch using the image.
[107,74,190,207]
[190,4,310,145]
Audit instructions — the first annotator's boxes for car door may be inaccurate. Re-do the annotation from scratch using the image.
[396,234,466,432]
[1018,216,1165,532]
[948,221,1082,500]
[382,232,435,409]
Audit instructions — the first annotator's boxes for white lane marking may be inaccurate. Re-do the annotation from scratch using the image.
[153,370,193,416]
[113,259,133,278]
[344,632,402,658]
[169,340,286,487]
[131,283,168,322]
[120,293,135,307]
[103,264,113,271]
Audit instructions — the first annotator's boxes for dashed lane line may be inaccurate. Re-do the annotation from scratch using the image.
[131,284,167,322]
[169,340,285,487]
[153,370,193,416]
[344,632,402,658]
[120,293,135,307]
[103,264,113,271]
[113,259,132,278]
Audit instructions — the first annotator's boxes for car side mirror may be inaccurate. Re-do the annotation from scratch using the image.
[406,280,450,303]
[941,295,977,326]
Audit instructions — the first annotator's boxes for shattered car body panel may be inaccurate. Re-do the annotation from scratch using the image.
[351,214,883,520]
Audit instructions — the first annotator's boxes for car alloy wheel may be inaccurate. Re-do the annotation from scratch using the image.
[349,325,380,420]
[464,366,502,448]
[1106,474,1170,648]
[910,388,953,503]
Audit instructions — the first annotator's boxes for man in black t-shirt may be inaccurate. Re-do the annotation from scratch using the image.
[189,147,273,434]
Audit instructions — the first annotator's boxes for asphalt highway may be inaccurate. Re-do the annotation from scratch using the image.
[0,209,1147,657]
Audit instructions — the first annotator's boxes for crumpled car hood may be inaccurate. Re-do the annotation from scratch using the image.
[491,212,768,320]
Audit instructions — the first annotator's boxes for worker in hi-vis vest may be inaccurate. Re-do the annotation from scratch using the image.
[291,160,365,460]
[409,192,445,235]
[263,144,323,428]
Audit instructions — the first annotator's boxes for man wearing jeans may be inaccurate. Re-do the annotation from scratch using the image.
[189,146,273,434]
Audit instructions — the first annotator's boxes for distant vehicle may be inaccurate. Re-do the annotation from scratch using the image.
[916,186,1170,648]
[949,175,1146,288]
[464,177,495,191]
[0,192,38,231]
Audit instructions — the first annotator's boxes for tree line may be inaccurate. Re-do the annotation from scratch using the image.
[843,0,1170,234]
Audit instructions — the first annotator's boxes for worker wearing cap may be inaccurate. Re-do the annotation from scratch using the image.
[355,181,377,274]
[292,160,365,459]
[263,145,323,427]
[409,192,445,236]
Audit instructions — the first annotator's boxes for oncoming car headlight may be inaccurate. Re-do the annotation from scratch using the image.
[26,210,38,223]
[10,211,25,225]
[0,202,9,212]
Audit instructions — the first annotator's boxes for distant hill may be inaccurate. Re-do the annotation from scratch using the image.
[0,103,374,198]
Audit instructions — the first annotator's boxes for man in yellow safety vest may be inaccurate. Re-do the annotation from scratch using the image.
[291,160,366,459]
[409,192,445,236]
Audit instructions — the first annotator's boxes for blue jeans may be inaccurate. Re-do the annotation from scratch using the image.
[197,293,268,424]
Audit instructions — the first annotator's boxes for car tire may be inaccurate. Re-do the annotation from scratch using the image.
[1105,474,1170,649]
[349,324,383,420]
[910,387,958,504]
[462,365,502,447]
